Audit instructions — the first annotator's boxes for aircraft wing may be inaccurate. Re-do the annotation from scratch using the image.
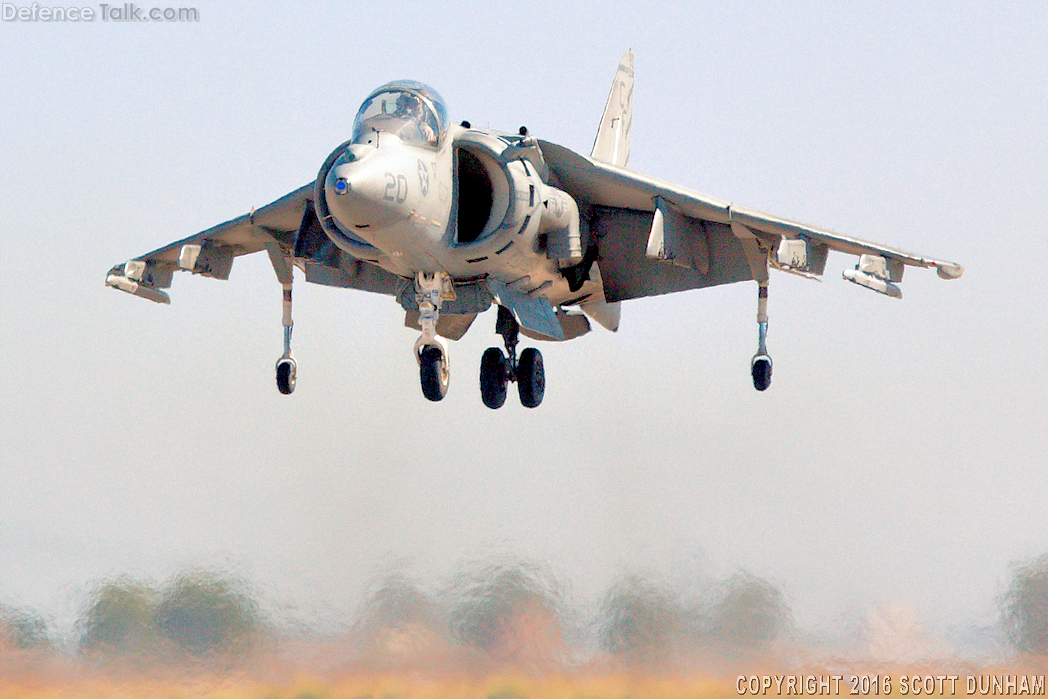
[105,183,403,303]
[539,139,963,302]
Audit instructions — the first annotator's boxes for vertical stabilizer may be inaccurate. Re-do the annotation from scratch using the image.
[590,50,634,168]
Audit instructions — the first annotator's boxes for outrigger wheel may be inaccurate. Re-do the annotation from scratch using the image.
[751,355,772,392]
[276,357,297,395]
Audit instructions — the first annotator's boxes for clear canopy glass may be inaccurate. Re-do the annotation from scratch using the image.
[352,81,449,148]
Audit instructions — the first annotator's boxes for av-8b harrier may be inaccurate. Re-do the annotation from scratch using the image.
[106,51,963,409]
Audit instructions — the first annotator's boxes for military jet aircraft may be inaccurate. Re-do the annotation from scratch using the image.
[106,51,963,409]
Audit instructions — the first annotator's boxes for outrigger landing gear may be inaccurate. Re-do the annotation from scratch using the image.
[480,306,545,409]
[266,243,298,395]
[750,282,772,391]
[275,280,297,395]
[414,271,452,402]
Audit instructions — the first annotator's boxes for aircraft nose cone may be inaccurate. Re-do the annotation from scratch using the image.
[324,156,398,229]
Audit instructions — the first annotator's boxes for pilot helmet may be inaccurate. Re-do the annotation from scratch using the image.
[395,92,421,115]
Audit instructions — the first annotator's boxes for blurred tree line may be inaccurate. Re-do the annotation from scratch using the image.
[353,561,793,669]
[3,553,1046,666]
[0,604,52,651]
[1000,553,1048,656]
[78,568,264,663]
[599,569,791,665]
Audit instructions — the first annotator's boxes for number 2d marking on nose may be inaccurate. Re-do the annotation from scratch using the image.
[384,172,409,203]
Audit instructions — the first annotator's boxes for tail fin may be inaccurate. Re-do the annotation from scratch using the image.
[590,49,634,168]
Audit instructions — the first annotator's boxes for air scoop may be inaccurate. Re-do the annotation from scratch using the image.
[342,143,374,163]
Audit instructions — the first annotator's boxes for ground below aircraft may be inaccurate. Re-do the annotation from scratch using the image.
[106,51,963,409]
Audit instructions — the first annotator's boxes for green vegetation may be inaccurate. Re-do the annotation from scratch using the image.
[155,569,264,657]
[80,577,157,654]
[7,559,800,671]
[1001,553,1048,656]
[446,559,564,663]
[354,572,446,662]
[357,573,440,636]
[601,574,687,665]
[78,568,264,662]
[0,603,52,650]
[706,570,791,651]
[600,568,792,665]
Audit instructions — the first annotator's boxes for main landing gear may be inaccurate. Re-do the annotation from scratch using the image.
[750,282,772,391]
[480,306,545,409]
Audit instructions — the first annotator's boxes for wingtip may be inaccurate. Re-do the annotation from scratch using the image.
[936,262,964,280]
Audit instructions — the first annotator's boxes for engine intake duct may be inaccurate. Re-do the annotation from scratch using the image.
[456,148,494,244]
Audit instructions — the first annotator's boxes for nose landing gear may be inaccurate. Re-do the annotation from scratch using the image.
[418,344,449,401]
[413,271,454,402]
[479,306,545,409]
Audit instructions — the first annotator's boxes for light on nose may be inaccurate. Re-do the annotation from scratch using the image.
[324,153,405,231]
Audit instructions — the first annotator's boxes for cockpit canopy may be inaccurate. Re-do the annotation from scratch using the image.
[351,81,449,149]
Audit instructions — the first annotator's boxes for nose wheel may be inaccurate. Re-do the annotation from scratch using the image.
[419,344,450,401]
[480,306,545,409]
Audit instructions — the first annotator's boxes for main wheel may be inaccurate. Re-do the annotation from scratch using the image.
[480,347,509,409]
[517,347,545,408]
[276,358,296,395]
[751,356,772,391]
[419,345,449,401]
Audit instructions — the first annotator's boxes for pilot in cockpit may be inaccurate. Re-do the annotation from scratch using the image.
[353,83,447,149]
[394,92,437,144]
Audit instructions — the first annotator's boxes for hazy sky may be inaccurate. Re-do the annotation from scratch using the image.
[2,2,1045,642]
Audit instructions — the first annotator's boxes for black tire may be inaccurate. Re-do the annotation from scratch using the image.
[419,345,449,401]
[751,356,772,391]
[480,347,508,409]
[276,359,296,395]
[517,347,545,408]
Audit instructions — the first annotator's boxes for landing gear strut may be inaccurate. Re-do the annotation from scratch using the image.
[275,282,297,395]
[414,271,452,401]
[480,306,545,409]
[750,282,772,391]
[265,243,298,395]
